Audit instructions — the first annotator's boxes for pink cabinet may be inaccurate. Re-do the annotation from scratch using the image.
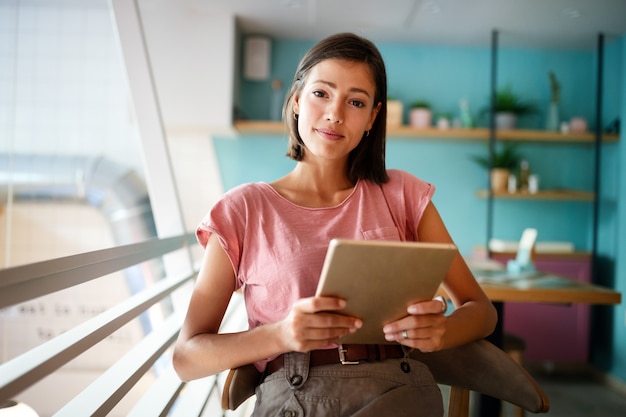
[492,253,592,363]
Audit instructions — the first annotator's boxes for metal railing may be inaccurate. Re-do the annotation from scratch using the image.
[0,234,248,416]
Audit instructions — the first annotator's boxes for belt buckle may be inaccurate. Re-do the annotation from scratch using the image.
[338,344,360,365]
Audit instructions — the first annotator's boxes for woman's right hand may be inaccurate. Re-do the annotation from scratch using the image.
[276,296,362,353]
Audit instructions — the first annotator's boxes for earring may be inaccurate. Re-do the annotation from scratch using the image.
[364,130,370,137]
[294,113,299,120]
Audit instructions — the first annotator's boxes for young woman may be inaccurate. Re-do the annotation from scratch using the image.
[173,32,497,416]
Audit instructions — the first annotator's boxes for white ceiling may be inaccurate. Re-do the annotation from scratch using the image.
[34,0,626,50]
[176,0,626,50]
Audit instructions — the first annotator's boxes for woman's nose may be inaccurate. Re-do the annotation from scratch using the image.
[325,100,343,123]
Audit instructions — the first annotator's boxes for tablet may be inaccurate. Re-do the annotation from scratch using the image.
[315,238,457,344]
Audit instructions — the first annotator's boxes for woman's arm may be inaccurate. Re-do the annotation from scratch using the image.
[172,234,362,381]
[383,201,497,351]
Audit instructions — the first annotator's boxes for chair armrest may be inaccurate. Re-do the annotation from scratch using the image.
[411,339,549,413]
[221,363,263,410]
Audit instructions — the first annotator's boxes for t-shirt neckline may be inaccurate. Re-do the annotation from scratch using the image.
[258,180,361,210]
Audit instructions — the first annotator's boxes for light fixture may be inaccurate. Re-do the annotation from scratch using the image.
[423,0,442,15]
[562,7,581,19]
[281,0,303,8]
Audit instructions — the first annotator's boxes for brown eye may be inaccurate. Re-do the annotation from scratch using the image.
[349,100,366,108]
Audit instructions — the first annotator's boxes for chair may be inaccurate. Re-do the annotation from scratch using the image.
[222,339,550,416]
[412,339,549,417]
[503,333,528,417]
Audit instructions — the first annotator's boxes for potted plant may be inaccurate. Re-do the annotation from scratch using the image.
[471,142,521,192]
[409,100,432,128]
[484,85,537,130]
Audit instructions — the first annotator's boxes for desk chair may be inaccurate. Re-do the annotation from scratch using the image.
[503,333,528,417]
[413,338,548,417]
[221,339,550,416]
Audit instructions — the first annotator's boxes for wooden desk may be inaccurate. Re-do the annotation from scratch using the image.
[476,271,622,305]
[471,251,613,364]
[467,264,621,417]
[466,255,621,305]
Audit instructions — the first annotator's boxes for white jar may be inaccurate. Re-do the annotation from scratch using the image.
[528,175,539,194]
[507,174,517,193]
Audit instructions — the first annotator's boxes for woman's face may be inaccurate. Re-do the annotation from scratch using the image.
[294,59,380,163]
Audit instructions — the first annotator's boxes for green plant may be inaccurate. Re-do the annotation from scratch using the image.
[410,100,431,109]
[548,71,560,103]
[492,85,537,115]
[471,142,521,170]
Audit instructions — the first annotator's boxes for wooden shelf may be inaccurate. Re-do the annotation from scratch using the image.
[476,189,595,201]
[472,246,592,260]
[386,126,488,140]
[493,129,618,143]
[234,120,288,134]
[234,121,619,143]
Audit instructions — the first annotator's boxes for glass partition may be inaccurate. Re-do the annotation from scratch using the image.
[0,3,161,414]
[0,0,150,268]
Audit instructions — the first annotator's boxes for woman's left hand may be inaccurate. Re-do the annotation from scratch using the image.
[382,297,448,352]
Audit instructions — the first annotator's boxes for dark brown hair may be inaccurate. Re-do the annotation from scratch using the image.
[283,32,388,184]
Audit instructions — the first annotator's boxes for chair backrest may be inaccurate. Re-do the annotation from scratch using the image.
[222,339,550,416]
[411,339,550,416]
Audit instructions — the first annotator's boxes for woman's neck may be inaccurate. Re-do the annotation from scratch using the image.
[270,161,356,208]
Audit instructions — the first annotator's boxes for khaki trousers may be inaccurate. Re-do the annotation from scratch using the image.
[252,351,443,417]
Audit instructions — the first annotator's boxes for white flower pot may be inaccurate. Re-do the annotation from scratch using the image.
[409,108,432,128]
[495,112,517,130]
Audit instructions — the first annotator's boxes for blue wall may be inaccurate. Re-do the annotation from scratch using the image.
[213,135,599,256]
[220,35,625,382]
[240,40,602,130]
[228,38,617,255]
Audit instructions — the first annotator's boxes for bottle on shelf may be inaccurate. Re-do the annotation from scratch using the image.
[459,98,474,128]
[528,174,539,194]
[507,174,517,193]
[518,160,530,192]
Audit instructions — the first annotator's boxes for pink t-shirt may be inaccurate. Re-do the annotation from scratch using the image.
[196,169,434,369]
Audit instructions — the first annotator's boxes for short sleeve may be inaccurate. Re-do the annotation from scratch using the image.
[195,192,246,281]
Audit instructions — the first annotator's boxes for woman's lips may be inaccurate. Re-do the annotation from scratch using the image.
[316,128,343,141]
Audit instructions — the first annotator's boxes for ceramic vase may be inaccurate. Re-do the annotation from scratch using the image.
[570,117,587,133]
[495,112,516,130]
[409,108,432,128]
[546,102,559,131]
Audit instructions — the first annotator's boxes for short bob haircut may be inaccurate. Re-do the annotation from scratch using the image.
[283,32,389,184]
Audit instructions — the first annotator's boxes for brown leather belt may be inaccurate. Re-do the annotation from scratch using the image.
[266,344,405,375]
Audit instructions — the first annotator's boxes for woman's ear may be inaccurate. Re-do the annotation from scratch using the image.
[293,95,301,116]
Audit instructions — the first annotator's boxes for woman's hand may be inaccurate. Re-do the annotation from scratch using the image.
[382,297,448,352]
[275,296,362,353]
